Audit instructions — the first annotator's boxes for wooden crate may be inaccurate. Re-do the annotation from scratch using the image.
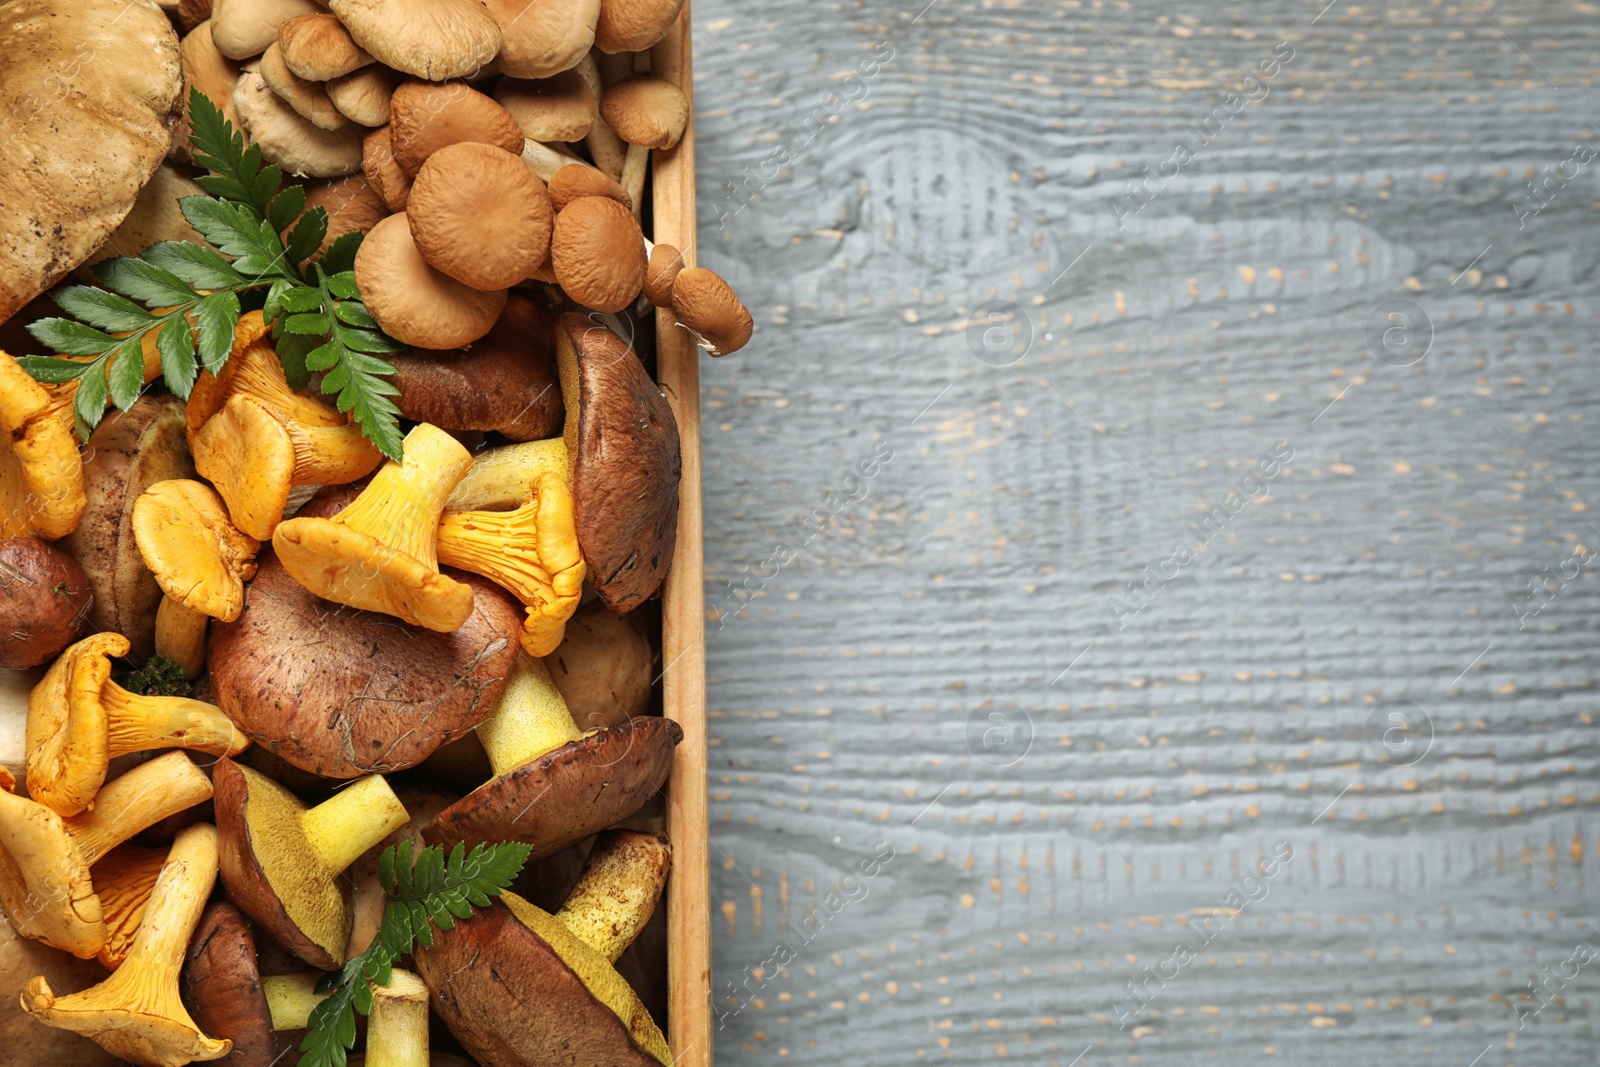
[648,9,712,1067]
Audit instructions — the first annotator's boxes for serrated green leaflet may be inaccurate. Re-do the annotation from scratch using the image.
[17,88,402,454]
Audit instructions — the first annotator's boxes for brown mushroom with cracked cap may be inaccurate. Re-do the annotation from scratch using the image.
[422,653,679,859]
[131,479,260,677]
[233,66,366,177]
[547,162,631,213]
[595,0,684,53]
[174,21,245,162]
[387,80,525,176]
[0,0,183,324]
[182,901,299,1067]
[0,537,92,669]
[485,0,599,79]
[278,12,373,81]
[209,0,320,60]
[415,829,672,1066]
[549,197,645,313]
[330,65,406,128]
[272,422,476,631]
[26,632,248,817]
[546,601,654,732]
[258,41,347,130]
[671,266,754,356]
[0,352,87,543]
[600,75,689,214]
[214,758,410,969]
[390,294,563,441]
[0,751,214,960]
[496,69,596,145]
[355,215,507,349]
[407,143,554,291]
[554,312,681,611]
[329,0,502,81]
[23,822,232,1066]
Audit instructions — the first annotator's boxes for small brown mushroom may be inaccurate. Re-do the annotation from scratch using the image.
[355,215,507,349]
[548,162,632,213]
[407,142,554,290]
[388,80,525,176]
[642,240,685,307]
[329,65,405,128]
[484,0,600,79]
[181,901,292,1067]
[496,69,596,144]
[545,601,654,732]
[258,41,347,131]
[0,537,92,670]
[329,0,503,81]
[302,174,390,254]
[672,266,754,356]
[361,126,413,211]
[549,197,645,313]
[601,75,689,216]
[594,0,684,53]
[277,13,373,81]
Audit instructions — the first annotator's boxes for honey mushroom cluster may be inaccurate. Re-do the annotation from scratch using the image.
[170,0,752,357]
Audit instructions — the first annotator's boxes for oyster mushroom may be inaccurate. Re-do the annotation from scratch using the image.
[277,13,373,81]
[214,758,409,969]
[258,41,347,131]
[422,653,679,859]
[233,65,365,177]
[0,537,92,669]
[329,65,405,128]
[23,823,232,1066]
[209,0,319,59]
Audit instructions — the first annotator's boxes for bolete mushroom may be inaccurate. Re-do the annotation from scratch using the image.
[330,65,406,128]
[181,900,295,1067]
[671,266,754,356]
[496,69,596,145]
[362,968,430,1067]
[209,0,319,60]
[233,65,365,178]
[390,294,563,441]
[272,422,476,632]
[328,0,503,81]
[346,784,459,958]
[0,537,92,669]
[436,471,584,657]
[422,653,680,859]
[599,75,688,214]
[261,971,326,1031]
[91,843,169,970]
[258,41,347,131]
[277,12,373,81]
[485,0,599,79]
[387,80,525,176]
[354,215,507,349]
[554,312,681,611]
[0,352,86,543]
[406,142,554,291]
[549,197,646,313]
[23,822,233,1066]
[594,0,685,53]
[414,829,673,1066]
[547,162,632,213]
[546,601,654,732]
[0,751,215,960]
[26,631,248,817]
[215,758,410,968]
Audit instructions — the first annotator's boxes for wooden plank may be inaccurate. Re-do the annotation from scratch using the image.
[651,8,712,1066]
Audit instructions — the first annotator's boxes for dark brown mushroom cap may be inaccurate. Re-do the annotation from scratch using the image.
[181,901,290,1067]
[421,715,681,859]
[391,294,562,441]
[414,892,668,1067]
[0,537,92,669]
[208,484,522,778]
[556,313,681,612]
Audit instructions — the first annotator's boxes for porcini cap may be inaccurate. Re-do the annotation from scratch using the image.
[550,197,645,314]
[594,0,685,53]
[547,163,631,213]
[328,0,503,81]
[485,0,600,80]
[355,214,507,349]
[388,80,525,175]
[407,142,554,291]
[278,13,373,81]
[496,69,596,144]
[600,75,688,150]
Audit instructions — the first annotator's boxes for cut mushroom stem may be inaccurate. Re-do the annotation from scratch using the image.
[474,655,583,776]
[23,823,232,1066]
[303,775,412,874]
[263,972,328,1030]
[365,968,431,1067]
[552,830,671,962]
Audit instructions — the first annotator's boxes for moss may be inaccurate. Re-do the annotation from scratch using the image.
[121,654,193,698]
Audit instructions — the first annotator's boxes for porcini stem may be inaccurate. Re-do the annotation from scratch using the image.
[23,823,231,1064]
[155,596,208,678]
[66,751,215,865]
[264,972,328,1031]
[299,774,410,875]
[100,677,246,761]
[331,423,472,569]
[445,438,570,511]
[475,655,582,776]
[553,831,671,962]
[365,968,431,1067]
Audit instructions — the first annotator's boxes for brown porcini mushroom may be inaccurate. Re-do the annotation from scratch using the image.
[642,240,685,307]
[485,0,600,79]
[131,479,260,677]
[303,174,390,255]
[546,601,654,732]
[446,438,569,512]
[549,197,646,313]
[387,80,525,176]
[407,143,554,291]
[278,12,373,81]
[436,471,584,657]
[258,41,347,131]
[272,422,476,631]
[0,352,86,543]
[547,162,632,213]
[551,829,671,961]
[215,758,410,968]
[594,0,685,53]
[233,66,365,178]
[671,266,754,356]
[0,537,92,669]
[355,215,507,349]
[422,653,680,859]
[181,900,293,1067]
[174,20,245,162]
[600,75,689,214]
[0,751,215,960]
[26,632,247,817]
[23,823,232,1066]
[209,0,319,59]
[328,0,503,81]
[554,312,681,611]
[496,69,596,145]
[330,65,406,128]
[390,294,562,440]
[361,968,431,1067]
[362,126,413,211]
[91,843,169,970]
[261,971,326,1031]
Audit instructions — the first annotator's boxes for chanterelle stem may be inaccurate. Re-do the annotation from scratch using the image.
[100,678,242,760]
[299,775,410,875]
[66,751,215,866]
[475,655,581,776]
[333,422,470,568]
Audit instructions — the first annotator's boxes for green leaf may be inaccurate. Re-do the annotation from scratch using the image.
[339,326,406,354]
[107,337,146,411]
[267,183,307,236]
[72,357,108,436]
[13,356,91,384]
[156,316,199,399]
[142,241,247,290]
[181,197,293,279]
[318,232,363,276]
[26,317,116,357]
[331,301,378,330]
[92,257,197,309]
[262,279,292,326]
[280,286,326,314]
[275,331,315,391]
[52,286,153,334]
[194,291,242,375]
[285,207,329,266]
[283,312,331,336]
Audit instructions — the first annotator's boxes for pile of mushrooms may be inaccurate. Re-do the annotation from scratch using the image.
[0,0,720,1063]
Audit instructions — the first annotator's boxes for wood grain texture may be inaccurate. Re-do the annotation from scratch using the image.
[688,1,1600,1064]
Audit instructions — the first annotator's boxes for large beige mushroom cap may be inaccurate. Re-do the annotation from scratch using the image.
[485,0,600,79]
[550,197,645,314]
[601,75,689,150]
[356,215,507,349]
[210,0,319,59]
[408,143,554,291]
[329,0,503,81]
[84,166,208,269]
[0,0,183,325]
[594,0,684,53]
[233,67,365,177]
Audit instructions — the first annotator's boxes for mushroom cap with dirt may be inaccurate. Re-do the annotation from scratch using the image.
[422,653,679,860]
[0,537,92,670]
[214,758,410,969]
[208,482,523,778]
[485,0,600,79]
[554,312,681,612]
[0,352,86,543]
[0,0,183,324]
[329,0,503,81]
[355,215,507,349]
[407,142,554,291]
[181,900,292,1067]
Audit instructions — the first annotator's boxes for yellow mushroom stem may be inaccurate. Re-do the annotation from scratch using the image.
[435,472,585,657]
[331,425,465,572]
[365,968,431,1067]
[445,437,569,511]
[474,655,582,777]
[99,675,245,762]
[23,823,232,1066]
[263,972,328,1031]
[551,833,669,963]
[154,597,208,678]
[66,751,216,865]
[299,775,413,875]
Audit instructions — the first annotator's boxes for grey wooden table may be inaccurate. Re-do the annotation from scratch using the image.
[688,1,1600,1063]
